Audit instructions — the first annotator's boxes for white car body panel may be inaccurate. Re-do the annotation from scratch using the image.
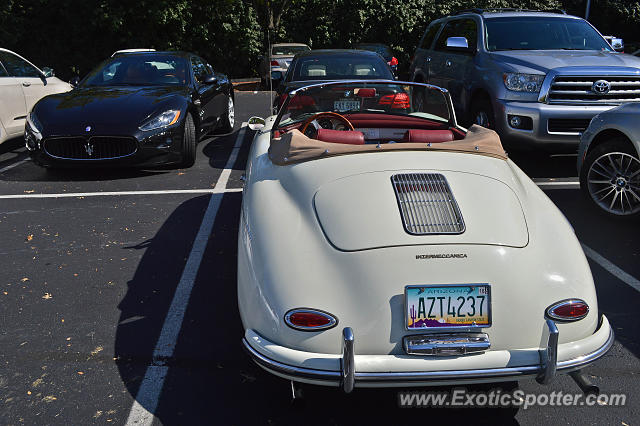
[239,111,612,388]
[0,76,27,138]
[0,48,71,144]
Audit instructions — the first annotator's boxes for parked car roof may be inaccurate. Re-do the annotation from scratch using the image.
[293,49,382,58]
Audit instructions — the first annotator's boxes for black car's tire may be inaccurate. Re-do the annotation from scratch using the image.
[580,137,640,218]
[470,98,495,130]
[181,113,197,168]
[218,95,235,133]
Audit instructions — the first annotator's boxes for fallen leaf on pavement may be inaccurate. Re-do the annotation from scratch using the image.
[42,293,52,300]
[20,278,29,282]
[26,234,33,241]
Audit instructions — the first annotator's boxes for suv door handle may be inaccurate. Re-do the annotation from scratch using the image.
[22,81,31,87]
[445,60,452,67]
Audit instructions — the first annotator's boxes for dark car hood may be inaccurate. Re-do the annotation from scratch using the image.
[35,85,190,135]
[490,50,640,74]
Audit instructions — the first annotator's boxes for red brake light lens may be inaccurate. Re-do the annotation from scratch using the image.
[270,60,279,66]
[546,299,589,322]
[389,57,398,66]
[379,93,411,109]
[285,309,338,331]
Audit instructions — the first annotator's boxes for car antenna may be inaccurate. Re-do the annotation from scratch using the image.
[268,26,274,114]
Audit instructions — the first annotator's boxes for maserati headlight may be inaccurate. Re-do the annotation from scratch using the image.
[26,112,43,135]
[139,110,181,131]
[503,73,545,93]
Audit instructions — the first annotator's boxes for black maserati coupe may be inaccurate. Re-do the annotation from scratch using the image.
[25,51,234,168]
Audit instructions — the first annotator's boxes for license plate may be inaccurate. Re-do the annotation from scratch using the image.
[405,284,491,329]
[334,100,360,112]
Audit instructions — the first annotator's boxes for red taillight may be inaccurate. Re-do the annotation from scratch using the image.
[285,309,337,331]
[287,95,316,110]
[389,56,398,66]
[379,92,411,109]
[546,300,589,322]
[270,60,279,66]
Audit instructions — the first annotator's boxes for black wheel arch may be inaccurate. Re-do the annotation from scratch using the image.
[586,128,637,159]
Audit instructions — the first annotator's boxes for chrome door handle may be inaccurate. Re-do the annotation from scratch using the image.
[22,82,31,87]
[445,60,452,67]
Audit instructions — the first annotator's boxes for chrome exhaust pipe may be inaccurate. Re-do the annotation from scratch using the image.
[569,370,599,395]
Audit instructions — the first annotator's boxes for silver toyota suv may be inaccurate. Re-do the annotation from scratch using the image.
[409,9,640,151]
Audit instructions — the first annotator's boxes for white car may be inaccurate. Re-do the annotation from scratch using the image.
[0,48,71,145]
[238,80,613,394]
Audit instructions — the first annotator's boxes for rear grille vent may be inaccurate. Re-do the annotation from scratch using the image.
[391,173,465,235]
[44,136,137,160]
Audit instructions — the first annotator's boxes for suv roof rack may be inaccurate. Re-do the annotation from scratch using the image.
[453,8,567,15]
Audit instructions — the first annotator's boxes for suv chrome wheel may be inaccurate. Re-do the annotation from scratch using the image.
[587,151,640,216]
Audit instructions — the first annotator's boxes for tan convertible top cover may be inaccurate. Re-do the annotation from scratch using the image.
[268,125,507,165]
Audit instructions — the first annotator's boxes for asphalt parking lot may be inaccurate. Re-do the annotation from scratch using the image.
[0,91,638,425]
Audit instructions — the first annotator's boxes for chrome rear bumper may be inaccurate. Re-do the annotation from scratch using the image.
[242,315,614,392]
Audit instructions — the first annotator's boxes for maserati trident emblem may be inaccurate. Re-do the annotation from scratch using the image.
[592,80,611,95]
[85,125,92,132]
[344,90,351,97]
[85,143,94,157]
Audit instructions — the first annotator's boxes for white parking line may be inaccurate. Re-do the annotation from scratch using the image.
[533,177,580,189]
[214,123,247,190]
[0,157,30,173]
[582,244,640,293]
[125,123,249,426]
[0,188,242,200]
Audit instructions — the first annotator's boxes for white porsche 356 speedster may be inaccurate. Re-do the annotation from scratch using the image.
[238,80,613,393]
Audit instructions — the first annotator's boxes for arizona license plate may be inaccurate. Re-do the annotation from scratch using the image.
[405,284,491,329]
[334,100,360,112]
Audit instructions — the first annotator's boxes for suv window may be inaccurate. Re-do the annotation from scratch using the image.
[0,63,8,77]
[484,17,611,51]
[191,57,208,84]
[420,23,442,50]
[434,19,477,51]
[0,51,41,78]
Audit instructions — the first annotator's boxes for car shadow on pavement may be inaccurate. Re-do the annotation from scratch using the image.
[114,193,520,424]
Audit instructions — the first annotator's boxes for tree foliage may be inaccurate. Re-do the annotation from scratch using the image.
[0,0,638,81]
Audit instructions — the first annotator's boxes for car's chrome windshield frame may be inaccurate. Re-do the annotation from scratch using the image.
[273,80,458,132]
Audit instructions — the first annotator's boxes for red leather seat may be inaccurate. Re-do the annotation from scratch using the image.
[402,129,454,143]
[316,128,365,145]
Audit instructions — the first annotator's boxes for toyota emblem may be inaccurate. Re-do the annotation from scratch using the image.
[592,80,611,95]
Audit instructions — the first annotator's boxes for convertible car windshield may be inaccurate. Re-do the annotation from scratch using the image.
[276,81,451,129]
[82,54,189,87]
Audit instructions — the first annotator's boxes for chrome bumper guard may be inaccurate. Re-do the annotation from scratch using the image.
[242,316,614,393]
[404,333,490,356]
